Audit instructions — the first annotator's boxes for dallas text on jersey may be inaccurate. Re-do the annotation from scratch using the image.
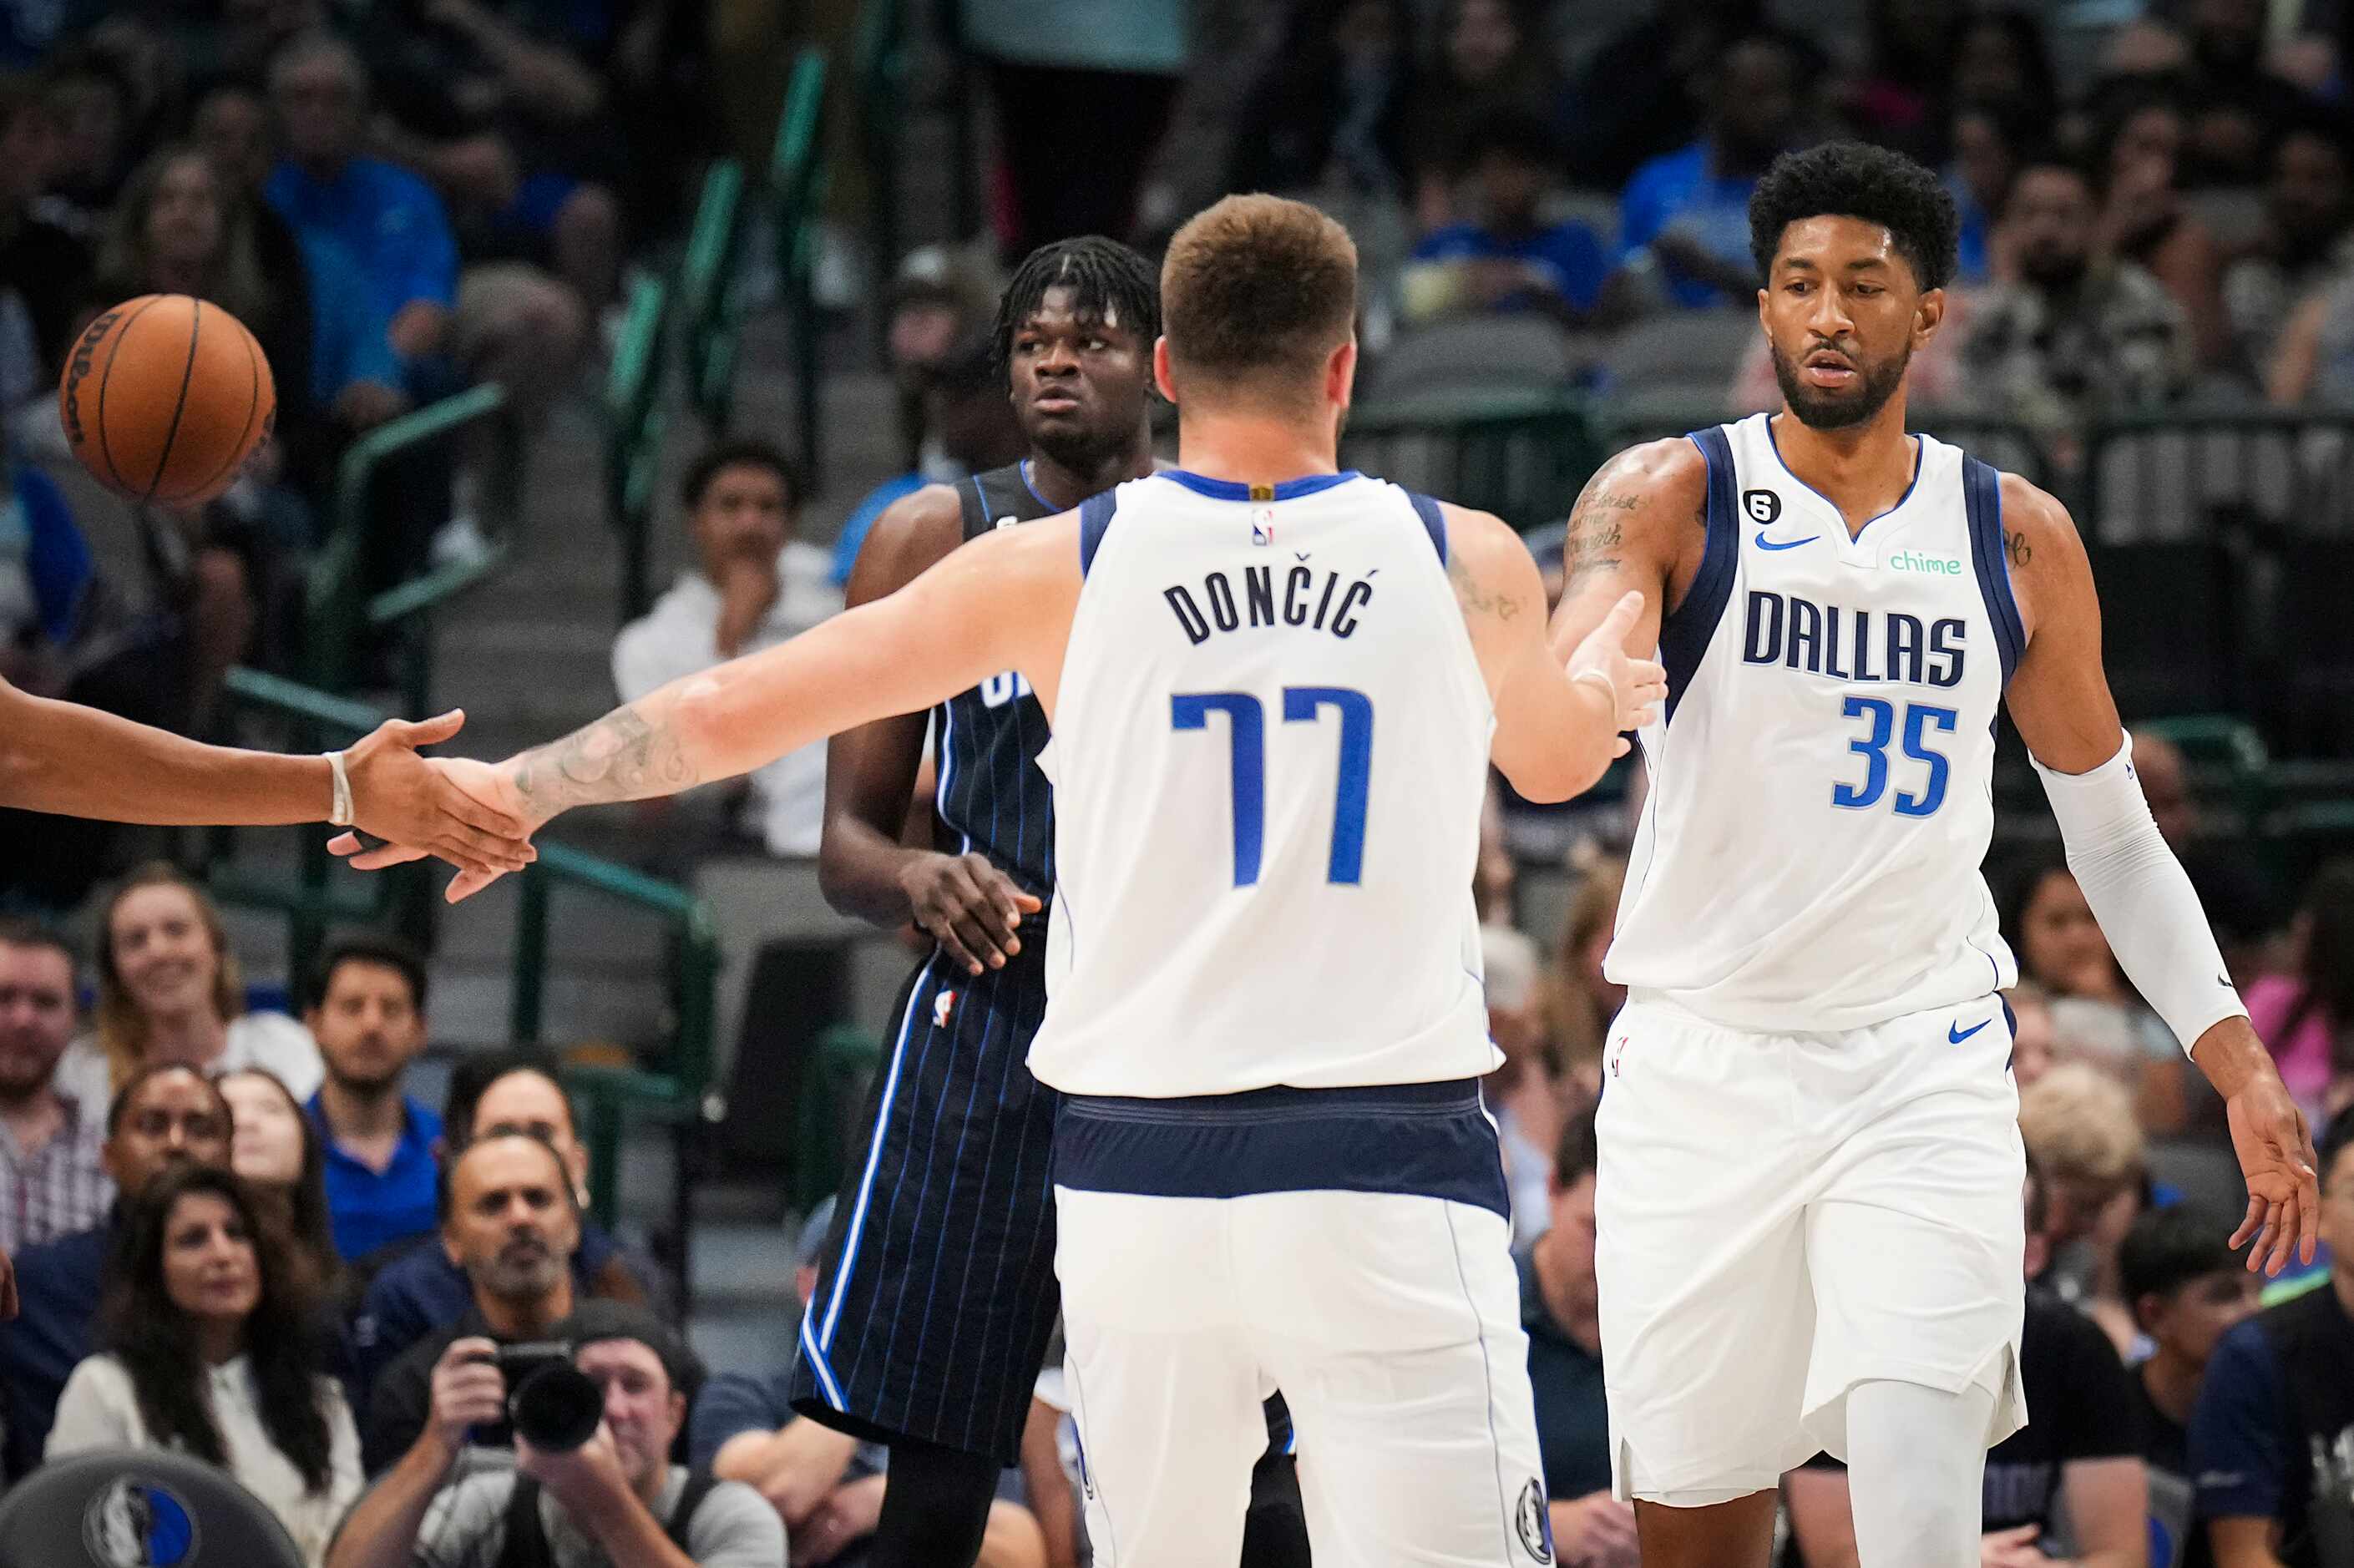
[1741,591,1967,687]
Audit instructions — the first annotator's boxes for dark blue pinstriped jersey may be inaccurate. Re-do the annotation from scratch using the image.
[933,462,1059,899]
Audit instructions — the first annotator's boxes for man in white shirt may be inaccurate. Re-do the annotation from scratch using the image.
[611,441,841,857]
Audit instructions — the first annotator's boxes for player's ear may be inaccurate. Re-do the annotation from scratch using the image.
[1914,286,1946,347]
[1152,336,1177,404]
[1327,337,1357,412]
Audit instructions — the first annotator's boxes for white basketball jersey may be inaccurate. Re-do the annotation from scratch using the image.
[1027,470,1498,1096]
[1607,414,2023,1033]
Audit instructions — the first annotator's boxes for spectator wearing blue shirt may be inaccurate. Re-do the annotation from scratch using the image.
[1403,110,1622,332]
[0,1062,231,1478]
[2188,1110,2354,1568]
[1617,34,1806,309]
[264,33,459,375]
[833,338,1026,587]
[302,936,441,1267]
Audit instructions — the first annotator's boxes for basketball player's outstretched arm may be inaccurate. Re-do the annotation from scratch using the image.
[340,518,1084,898]
[2001,474,2320,1275]
[0,677,532,873]
[816,485,1040,975]
[1544,440,1712,674]
[1442,501,1667,802]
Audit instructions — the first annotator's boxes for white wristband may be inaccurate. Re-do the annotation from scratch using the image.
[1572,667,1621,727]
[326,751,353,827]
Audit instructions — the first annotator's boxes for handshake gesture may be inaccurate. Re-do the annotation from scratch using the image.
[334,753,539,900]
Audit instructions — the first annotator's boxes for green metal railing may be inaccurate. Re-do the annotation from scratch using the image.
[855,0,909,347]
[201,670,433,983]
[682,159,751,436]
[1341,389,1602,532]
[771,47,832,483]
[607,274,673,623]
[307,386,522,713]
[508,841,720,1292]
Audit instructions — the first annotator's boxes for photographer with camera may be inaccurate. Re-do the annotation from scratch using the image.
[362,1130,602,1471]
[327,1300,783,1568]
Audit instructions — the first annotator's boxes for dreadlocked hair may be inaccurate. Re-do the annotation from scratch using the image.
[991,235,1162,377]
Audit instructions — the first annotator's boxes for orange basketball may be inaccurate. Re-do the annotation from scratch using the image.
[57,294,276,506]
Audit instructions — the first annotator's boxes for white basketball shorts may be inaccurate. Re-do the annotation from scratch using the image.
[1593,992,2028,1505]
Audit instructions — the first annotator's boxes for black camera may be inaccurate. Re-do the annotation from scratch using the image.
[485,1342,604,1454]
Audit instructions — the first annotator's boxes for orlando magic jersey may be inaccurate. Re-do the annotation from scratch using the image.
[1607,414,2023,1033]
[1028,469,1498,1097]
[937,461,1060,898]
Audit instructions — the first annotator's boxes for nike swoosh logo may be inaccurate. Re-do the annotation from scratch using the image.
[1949,1019,1990,1043]
[1755,531,1819,551]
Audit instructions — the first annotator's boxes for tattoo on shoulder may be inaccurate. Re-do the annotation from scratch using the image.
[1450,552,1521,621]
[2006,529,2032,567]
[512,703,697,816]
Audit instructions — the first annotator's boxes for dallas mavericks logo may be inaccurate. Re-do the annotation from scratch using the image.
[1742,488,1782,525]
[84,1477,199,1567]
[1516,1478,1554,1563]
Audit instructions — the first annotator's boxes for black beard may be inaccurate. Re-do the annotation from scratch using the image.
[1769,340,1911,431]
[1026,422,1135,483]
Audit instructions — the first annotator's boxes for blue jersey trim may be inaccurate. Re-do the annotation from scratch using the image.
[1052,1079,1510,1220]
[1764,417,1922,540]
[1159,468,1361,501]
[818,961,934,1351]
[1962,455,2026,685]
[1407,492,1448,565]
[1665,427,1741,721]
[1078,491,1118,578]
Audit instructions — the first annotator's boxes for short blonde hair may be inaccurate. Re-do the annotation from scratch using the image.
[2017,1062,2144,1186]
[1161,194,1356,404]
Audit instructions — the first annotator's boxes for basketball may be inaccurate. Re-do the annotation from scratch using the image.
[57,294,276,507]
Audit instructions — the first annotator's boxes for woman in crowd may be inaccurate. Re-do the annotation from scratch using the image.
[2245,858,2354,1126]
[218,1067,342,1299]
[55,862,322,1111]
[1541,856,1627,1105]
[48,1162,362,1566]
[2017,1063,2149,1359]
[2003,854,2191,1132]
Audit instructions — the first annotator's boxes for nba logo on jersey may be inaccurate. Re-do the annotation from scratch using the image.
[995,514,1020,531]
[934,990,957,1028]
[1251,507,1275,546]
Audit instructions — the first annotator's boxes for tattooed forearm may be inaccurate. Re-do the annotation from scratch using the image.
[2006,529,2032,567]
[510,701,701,817]
[1450,553,1521,620]
[1562,488,1638,589]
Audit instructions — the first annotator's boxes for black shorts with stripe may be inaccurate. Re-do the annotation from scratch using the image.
[788,936,1061,1463]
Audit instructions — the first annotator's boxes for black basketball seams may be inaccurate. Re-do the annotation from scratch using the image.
[92,294,166,494]
[180,320,262,503]
[144,297,205,502]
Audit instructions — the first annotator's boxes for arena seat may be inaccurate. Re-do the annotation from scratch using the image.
[0,1447,305,1568]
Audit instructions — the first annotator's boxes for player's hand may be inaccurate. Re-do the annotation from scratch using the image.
[1550,1490,1640,1568]
[1567,590,1668,751]
[426,1338,509,1458]
[2223,1061,2320,1277]
[899,851,1043,976]
[795,1474,887,1564]
[342,712,535,877]
[333,757,540,903]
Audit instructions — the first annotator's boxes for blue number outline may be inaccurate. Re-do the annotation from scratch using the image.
[1282,686,1374,884]
[1896,704,1957,817]
[1171,692,1265,885]
[1833,695,1894,809]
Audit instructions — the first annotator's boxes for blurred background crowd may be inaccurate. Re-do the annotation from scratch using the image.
[0,0,2346,1564]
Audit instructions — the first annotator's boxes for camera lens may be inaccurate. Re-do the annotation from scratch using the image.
[509,1363,604,1453]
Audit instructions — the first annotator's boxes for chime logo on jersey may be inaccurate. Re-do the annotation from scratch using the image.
[934,990,956,1029]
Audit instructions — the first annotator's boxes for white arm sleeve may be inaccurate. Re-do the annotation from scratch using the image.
[2032,736,2247,1056]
